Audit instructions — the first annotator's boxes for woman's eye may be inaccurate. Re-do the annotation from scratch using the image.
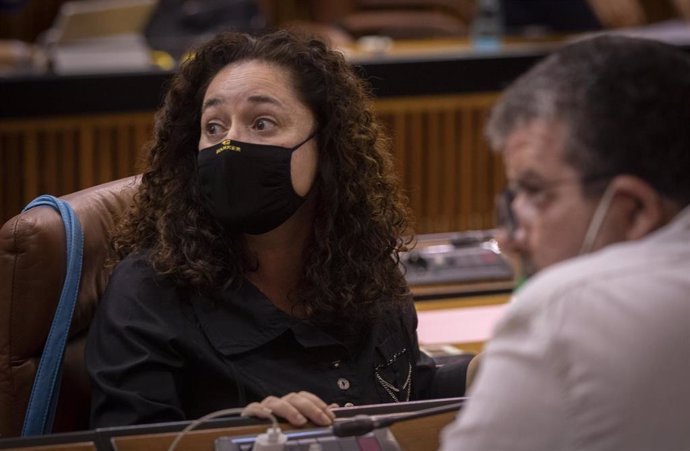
[205,123,219,135]
[254,118,275,131]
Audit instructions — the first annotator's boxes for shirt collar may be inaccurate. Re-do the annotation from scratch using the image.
[191,280,340,356]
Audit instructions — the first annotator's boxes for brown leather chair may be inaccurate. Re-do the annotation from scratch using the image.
[316,0,475,39]
[277,0,474,44]
[0,176,139,438]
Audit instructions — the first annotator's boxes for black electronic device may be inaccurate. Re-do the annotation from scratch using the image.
[214,399,466,451]
[401,230,513,285]
[215,427,401,451]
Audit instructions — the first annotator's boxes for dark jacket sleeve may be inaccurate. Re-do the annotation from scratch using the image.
[85,255,188,427]
[405,301,468,399]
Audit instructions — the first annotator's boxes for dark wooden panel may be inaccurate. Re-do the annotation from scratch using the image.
[0,95,503,233]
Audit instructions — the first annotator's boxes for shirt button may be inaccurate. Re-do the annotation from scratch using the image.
[344,402,355,407]
[337,378,351,390]
[331,360,340,369]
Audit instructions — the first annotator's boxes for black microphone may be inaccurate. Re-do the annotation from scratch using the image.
[331,400,466,437]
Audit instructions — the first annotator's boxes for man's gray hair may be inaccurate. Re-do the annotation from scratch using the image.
[485,34,690,204]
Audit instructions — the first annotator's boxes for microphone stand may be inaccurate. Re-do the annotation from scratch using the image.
[331,400,466,437]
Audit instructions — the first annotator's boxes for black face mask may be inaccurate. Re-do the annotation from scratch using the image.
[197,133,315,235]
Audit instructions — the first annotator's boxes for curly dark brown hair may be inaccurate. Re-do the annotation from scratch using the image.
[113,30,412,330]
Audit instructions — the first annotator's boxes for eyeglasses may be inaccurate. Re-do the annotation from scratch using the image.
[495,173,612,235]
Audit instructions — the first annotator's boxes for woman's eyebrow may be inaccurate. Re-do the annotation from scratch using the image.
[247,94,285,109]
[202,94,285,113]
[201,97,224,112]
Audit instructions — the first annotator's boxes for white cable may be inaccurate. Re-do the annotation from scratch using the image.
[251,422,288,451]
[579,183,616,255]
[166,407,246,451]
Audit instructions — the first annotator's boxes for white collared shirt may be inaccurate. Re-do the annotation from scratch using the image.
[440,206,690,451]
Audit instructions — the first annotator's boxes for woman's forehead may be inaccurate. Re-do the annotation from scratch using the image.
[203,60,301,108]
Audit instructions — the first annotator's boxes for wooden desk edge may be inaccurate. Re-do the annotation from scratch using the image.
[110,410,458,451]
[3,441,97,451]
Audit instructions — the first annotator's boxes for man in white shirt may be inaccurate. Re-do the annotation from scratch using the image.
[439,35,690,451]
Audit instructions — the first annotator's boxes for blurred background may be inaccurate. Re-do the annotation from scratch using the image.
[2,0,689,63]
[2,0,690,232]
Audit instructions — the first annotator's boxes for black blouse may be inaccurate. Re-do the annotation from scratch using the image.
[85,253,466,427]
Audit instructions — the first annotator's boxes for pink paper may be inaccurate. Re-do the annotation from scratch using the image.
[417,304,508,345]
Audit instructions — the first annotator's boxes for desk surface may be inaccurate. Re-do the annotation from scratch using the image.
[0,398,464,451]
[415,291,511,354]
[0,38,556,119]
[3,26,690,118]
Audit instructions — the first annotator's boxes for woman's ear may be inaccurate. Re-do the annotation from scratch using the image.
[608,176,674,240]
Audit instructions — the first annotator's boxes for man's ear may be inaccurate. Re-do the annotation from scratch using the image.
[608,175,673,240]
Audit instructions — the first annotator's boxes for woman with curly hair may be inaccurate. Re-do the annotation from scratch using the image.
[85,29,467,428]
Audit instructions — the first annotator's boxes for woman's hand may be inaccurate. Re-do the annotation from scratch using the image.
[242,391,337,427]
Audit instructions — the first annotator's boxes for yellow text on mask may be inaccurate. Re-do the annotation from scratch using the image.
[216,140,241,154]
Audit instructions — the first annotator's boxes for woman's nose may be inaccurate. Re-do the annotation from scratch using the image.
[224,124,248,142]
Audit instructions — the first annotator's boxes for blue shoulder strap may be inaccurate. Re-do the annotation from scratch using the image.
[20,195,84,437]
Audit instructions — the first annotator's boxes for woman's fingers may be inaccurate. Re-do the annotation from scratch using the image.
[242,392,336,427]
[241,401,272,419]
[284,391,336,424]
[260,394,308,426]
